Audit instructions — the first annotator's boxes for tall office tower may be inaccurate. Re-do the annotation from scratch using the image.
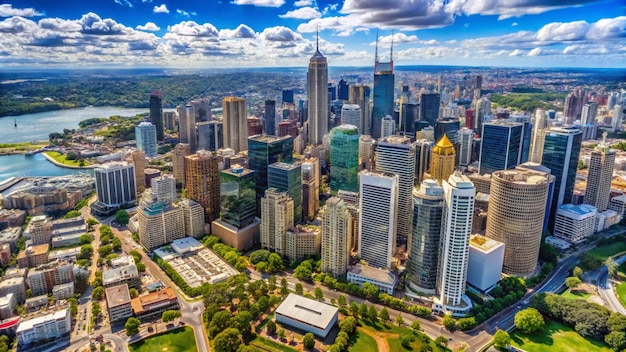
[607,93,617,111]
[190,98,211,122]
[248,135,294,214]
[149,91,164,141]
[223,97,247,153]
[434,172,475,316]
[435,117,461,144]
[138,202,185,250]
[375,136,416,245]
[581,102,598,125]
[177,104,196,151]
[486,170,550,276]
[400,103,419,137]
[185,150,221,224]
[341,104,361,130]
[337,190,360,250]
[330,125,360,193]
[172,143,191,187]
[349,85,372,136]
[458,128,473,166]
[301,158,320,222]
[415,140,433,185]
[584,133,615,212]
[420,93,441,127]
[478,121,528,175]
[164,111,176,131]
[541,126,582,229]
[260,188,294,256]
[474,97,491,134]
[381,116,396,138]
[91,162,137,216]
[268,162,302,224]
[613,105,624,132]
[282,89,294,104]
[430,134,456,185]
[264,100,276,136]
[407,180,444,293]
[321,197,352,278]
[564,90,584,124]
[248,117,263,137]
[372,38,395,139]
[474,75,482,91]
[465,109,475,130]
[197,121,223,152]
[358,170,399,269]
[220,165,256,229]
[328,84,337,101]
[307,37,329,146]
[358,135,375,170]
[135,122,158,158]
[338,79,349,101]
[130,150,146,194]
[516,162,556,234]
[531,110,548,163]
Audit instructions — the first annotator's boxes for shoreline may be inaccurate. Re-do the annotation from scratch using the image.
[41,151,96,170]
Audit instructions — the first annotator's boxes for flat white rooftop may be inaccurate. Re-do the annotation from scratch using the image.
[275,293,338,331]
[16,309,67,333]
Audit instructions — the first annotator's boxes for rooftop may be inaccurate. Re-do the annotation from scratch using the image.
[348,264,397,285]
[469,235,505,253]
[103,264,138,285]
[275,293,338,330]
[0,293,13,306]
[130,287,176,314]
[171,237,204,254]
[433,134,455,156]
[105,284,131,308]
[16,309,68,333]
[559,203,597,217]
[494,170,550,185]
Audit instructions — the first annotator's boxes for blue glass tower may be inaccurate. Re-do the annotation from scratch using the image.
[329,124,359,194]
[268,162,302,224]
[478,121,528,175]
[372,36,395,139]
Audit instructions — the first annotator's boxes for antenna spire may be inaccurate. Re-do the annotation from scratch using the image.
[316,26,319,51]
[390,29,394,62]
[375,29,379,63]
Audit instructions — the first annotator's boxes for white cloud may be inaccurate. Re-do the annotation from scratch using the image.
[509,49,523,56]
[512,22,518,26]
[528,48,543,56]
[372,32,418,46]
[114,0,133,8]
[279,7,321,19]
[586,16,626,40]
[536,21,589,42]
[153,4,169,13]
[142,0,152,2]
[167,21,218,37]
[445,0,604,20]
[294,0,312,6]
[176,9,196,17]
[232,0,285,7]
[0,4,43,17]
[219,24,257,38]
[261,26,303,43]
[136,22,160,31]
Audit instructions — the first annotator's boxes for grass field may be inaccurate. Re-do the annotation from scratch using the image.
[562,289,591,301]
[616,282,626,308]
[44,151,88,167]
[249,336,298,352]
[350,330,378,352]
[510,321,611,352]
[587,242,626,262]
[129,327,197,352]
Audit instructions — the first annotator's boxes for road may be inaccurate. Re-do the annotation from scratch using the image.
[595,255,626,315]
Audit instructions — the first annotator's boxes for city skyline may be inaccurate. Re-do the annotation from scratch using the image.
[0,1,624,68]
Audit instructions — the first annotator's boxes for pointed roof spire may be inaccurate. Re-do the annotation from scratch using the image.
[316,25,319,51]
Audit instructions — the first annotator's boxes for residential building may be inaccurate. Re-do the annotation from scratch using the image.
[467,235,505,293]
[223,96,248,153]
[91,162,136,216]
[275,294,338,338]
[103,260,140,288]
[0,294,15,320]
[172,143,191,187]
[25,261,74,296]
[268,162,302,224]
[16,309,71,346]
[185,150,220,224]
[307,39,329,145]
[131,287,179,322]
[17,244,49,268]
[321,197,352,278]
[330,124,359,194]
[609,195,626,220]
[347,264,397,295]
[430,134,456,185]
[26,216,52,245]
[135,122,158,158]
[261,188,294,256]
[52,282,74,301]
[301,158,320,222]
[584,133,615,211]
[0,277,25,304]
[336,190,360,250]
[553,203,597,244]
[285,226,321,261]
[137,203,185,250]
[180,199,205,239]
[105,284,132,323]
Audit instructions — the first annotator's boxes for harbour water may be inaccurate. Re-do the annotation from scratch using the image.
[0,153,91,181]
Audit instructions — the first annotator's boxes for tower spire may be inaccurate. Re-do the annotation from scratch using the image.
[390,29,394,62]
[375,29,379,63]
[316,26,319,52]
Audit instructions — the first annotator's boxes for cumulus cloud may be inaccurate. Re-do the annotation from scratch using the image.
[232,0,285,7]
[219,24,257,38]
[153,4,169,13]
[339,0,453,29]
[0,4,43,17]
[528,47,543,56]
[536,21,589,42]
[176,9,196,17]
[372,32,418,46]
[136,22,160,31]
[587,16,626,40]
[294,0,312,6]
[114,0,133,8]
[509,49,523,56]
[445,0,604,20]
[167,21,218,37]
[261,25,303,43]
[279,7,321,19]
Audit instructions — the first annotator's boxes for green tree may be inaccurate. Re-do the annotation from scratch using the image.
[400,331,415,348]
[267,253,284,273]
[91,286,104,300]
[115,210,129,225]
[87,218,99,231]
[213,328,241,352]
[573,266,584,279]
[514,308,545,334]
[443,314,456,331]
[379,307,390,323]
[337,295,347,309]
[162,310,182,322]
[396,313,404,326]
[208,310,232,338]
[314,287,324,301]
[435,335,448,347]
[359,302,368,318]
[78,234,92,245]
[605,331,626,351]
[125,317,140,336]
[129,288,138,298]
[367,305,378,322]
[362,282,379,301]
[255,261,267,273]
[129,249,143,262]
[98,245,113,257]
[493,329,511,348]
[277,329,286,340]
[111,237,122,251]
[457,317,476,330]
[349,301,359,317]
[280,278,289,296]
[411,319,421,331]
[266,320,277,335]
[77,244,93,260]
[64,210,81,218]
[339,316,357,335]
[295,283,303,295]
[303,332,315,350]
[565,276,582,290]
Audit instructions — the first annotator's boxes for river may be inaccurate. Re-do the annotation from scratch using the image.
[0,153,92,181]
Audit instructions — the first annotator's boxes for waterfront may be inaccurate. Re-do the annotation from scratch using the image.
[0,153,91,181]
[0,106,148,144]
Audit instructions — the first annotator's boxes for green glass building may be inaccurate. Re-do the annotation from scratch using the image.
[268,162,302,224]
[220,165,256,229]
[329,124,359,194]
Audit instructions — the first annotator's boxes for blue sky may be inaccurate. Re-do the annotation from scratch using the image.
[0,0,624,68]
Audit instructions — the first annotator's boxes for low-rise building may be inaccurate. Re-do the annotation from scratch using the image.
[553,203,597,244]
[131,287,178,322]
[105,284,132,323]
[467,235,504,293]
[608,195,626,220]
[0,209,27,230]
[26,261,74,296]
[51,233,82,248]
[17,244,49,268]
[16,308,71,346]
[0,226,22,251]
[0,294,15,320]
[0,277,26,304]
[285,226,321,261]
[275,293,338,338]
[103,262,140,289]
[545,236,571,250]
[52,282,74,301]
[0,244,11,266]
[347,264,397,295]
[596,209,620,232]
[25,295,48,311]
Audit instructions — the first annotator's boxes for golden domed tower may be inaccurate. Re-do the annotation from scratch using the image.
[430,134,456,184]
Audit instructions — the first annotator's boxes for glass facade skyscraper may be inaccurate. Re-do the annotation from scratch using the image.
[372,73,395,139]
[420,93,441,127]
[268,162,302,225]
[149,91,164,141]
[478,121,527,175]
[330,124,359,194]
[196,121,223,152]
[220,165,256,229]
[135,121,157,158]
[264,100,276,136]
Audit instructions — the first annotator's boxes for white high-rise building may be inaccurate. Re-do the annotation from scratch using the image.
[307,38,328,146]
[261,188,294,256]
[341,104,361,131]
[434,171,475,317]
[150,175,177,204]
[358,135,375,170]
[381,116,395,138]
[135,122,158,157]
[223,97,247,153]
[92,162,137,216]
[321,197,353,278]
[358,171,399,269]
[613,105,624,132]
[375,136,416,246]
[458,128,473,166]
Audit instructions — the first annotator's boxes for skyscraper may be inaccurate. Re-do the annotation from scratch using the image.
[321,197,353,278]
[172,143,191,187]
[349,85,371,136]
[434,117,460,145]
[458,128,473,166]
[407,180,444,293]
[248,135,294,214]
[223,96,248,153]
[613,105,624,132]
[420,93,441,127]
[372,37,394,139]
[135,122,158,158]
[479,120,527,175]
[358,134,375,171]
[358,171,399,269]
[375,136,416,245]
[264,100,276,136]
[196,121,223,151]
[178,104,197,152]
[130,150,146,194]
[149,91,164,141]
[434,172,474,317]
[261,188,294,256]
[486,170,550,276]
[301,158,320,222]
[185,150,220,224]
[307,36,329,146]
[341,104,361,129]
[337,79,349,101]
[91,162,137,216]
[541,126,582,229]
[220,165,256,229]
[268,162,302,224]
[330,124,360,194]
[430,134,456,185]
[584,133,615,212]
[400,103,419,137]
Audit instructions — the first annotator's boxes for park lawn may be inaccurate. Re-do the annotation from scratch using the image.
[350,330,378,352]
[360,318,406,335]
[129,327,197,352]
[45,151,87,167]
[510,321,611,352]
[248,336,298,352]
[561,289,591,301]
[616,282,626,308]
[587,242,626,262]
